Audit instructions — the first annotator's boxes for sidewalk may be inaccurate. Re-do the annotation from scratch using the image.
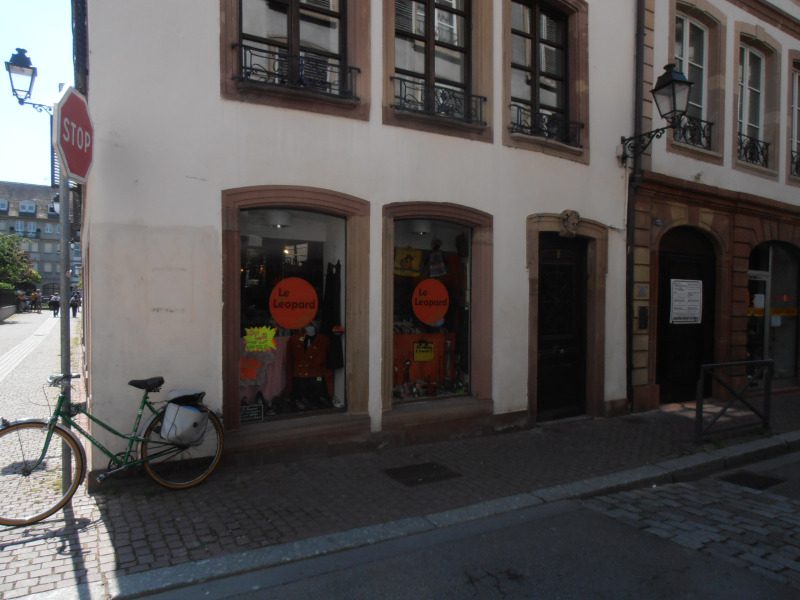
[0,381,797,599]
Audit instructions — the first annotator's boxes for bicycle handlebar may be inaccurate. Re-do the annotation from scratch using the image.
[48,373,81,387]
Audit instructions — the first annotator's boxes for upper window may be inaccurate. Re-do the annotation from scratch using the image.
[738,45,768,167]
[509,1,580,147]
[392,0,485,125]
[673,14,712,150]
[239,0,354,98]
[19,200,36,214]
[792,64,800,177]
[0,198,8,212]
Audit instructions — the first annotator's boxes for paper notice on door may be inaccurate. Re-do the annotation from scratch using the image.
[670,279,703,324]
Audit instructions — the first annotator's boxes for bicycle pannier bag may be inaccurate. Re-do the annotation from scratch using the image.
[161,394,209,446]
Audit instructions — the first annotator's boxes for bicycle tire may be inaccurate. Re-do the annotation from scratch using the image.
[0,421,86,526]
[141,410,223,489]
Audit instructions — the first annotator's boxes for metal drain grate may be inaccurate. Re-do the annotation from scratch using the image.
[384,462,461,486]
[719,470,785,490]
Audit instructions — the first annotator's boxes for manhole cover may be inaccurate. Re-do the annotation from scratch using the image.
[384,462,461,486]
[719,471,785,490]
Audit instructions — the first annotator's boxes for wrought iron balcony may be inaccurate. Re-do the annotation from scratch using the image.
[509,104,583,148]
[239,44,358,100]
[792,151,800,177]
[672,116,713,150]
[391,76,486,125]
[737,132,769,168]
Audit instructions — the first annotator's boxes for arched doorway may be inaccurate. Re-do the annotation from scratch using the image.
[656,226,716,403]
[747,242,800,385]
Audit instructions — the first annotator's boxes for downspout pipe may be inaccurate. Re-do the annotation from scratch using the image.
[626,0,646,411]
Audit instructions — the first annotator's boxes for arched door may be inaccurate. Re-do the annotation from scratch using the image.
[656,227,716,403]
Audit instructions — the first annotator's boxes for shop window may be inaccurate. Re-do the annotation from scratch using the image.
[747,243,800,384]
[238,208,347,422]
[392,218,471,401]
[503,0,588,161]
[220,0,370,119]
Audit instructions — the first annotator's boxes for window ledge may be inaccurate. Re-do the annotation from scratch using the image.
[734,158,779,180]
[509,132,584,155]
[668,140,724,165]
[235,80,361,108]
[391,106,486,130]
[384,106,492,142]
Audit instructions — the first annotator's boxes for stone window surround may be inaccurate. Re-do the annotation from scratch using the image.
[733,22,781,180]
[502,0,590,164]
[381,202,493,414]
[382,0,494,142]
[219,0,371,121]
[221,185,370,430]
[666,0,726,165]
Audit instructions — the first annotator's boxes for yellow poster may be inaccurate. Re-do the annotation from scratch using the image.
[244,326,277,352]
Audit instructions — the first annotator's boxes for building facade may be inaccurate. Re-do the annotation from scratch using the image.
[81,0,735,472]
[0,180,63,293]
[630,0,800,409]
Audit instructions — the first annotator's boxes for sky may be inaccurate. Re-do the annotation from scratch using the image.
[0,0,74,186]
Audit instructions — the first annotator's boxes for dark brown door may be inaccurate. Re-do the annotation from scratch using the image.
[657,227,716,403]
[537,233,587,419]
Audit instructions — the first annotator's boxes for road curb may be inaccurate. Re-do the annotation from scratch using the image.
[27,431,800,599]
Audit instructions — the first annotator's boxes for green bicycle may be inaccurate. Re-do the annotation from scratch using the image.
[0,374,224,526]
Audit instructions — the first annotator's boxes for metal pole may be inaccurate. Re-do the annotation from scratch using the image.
[59,159,72,492]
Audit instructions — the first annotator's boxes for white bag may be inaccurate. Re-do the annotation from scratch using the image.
[161,398,209,446]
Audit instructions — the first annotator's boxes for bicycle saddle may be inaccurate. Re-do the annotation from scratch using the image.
[127,377,165,392]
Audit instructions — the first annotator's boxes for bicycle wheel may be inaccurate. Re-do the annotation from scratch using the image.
[141,410,223,489]
[0,421,86,526]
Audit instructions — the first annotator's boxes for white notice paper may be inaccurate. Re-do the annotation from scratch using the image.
[670,279,703,324]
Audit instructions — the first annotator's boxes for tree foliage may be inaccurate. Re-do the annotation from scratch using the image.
[0,234,41,287]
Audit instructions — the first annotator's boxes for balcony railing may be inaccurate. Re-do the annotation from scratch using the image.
[239,44,359,100]
[391,76,486,125]
[737,132,769,168]
[792,151,800,177]
[509,104,583,148]
[673,116,713,150]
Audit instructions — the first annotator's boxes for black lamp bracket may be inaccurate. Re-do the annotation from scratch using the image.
[620,125,672,166]
[19,100,52,114]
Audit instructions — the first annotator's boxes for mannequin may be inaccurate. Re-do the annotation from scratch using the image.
[287,323,332,410]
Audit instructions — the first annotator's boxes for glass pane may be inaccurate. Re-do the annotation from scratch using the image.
[300,0,340,11]
[435,0,465,10]
[748,90,761,127]
[512,1,530,33]
[769,246,799,379]
[688,63,704,109]
[539,76,564,110]
[434,46,465,84]
[435,10,465,47]
[511,68,531,101]
[511,33,530,67]
[540,12,565,45]
[239,208,348,418]
[395,37,426,75]
[300,9,340,55]
[539,44,565,78]
[748,51,762,91]
[242,0,288,41]
[393,219,471,401]
[688,22,705,65]
[396,0,425,36]
[674,16,684,61]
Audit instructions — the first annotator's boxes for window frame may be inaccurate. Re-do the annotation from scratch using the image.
[220,0,370,120]
[383,0,493,142]
[674,14,707,121]
[789,56,800,182]
[19,200,36,215]
[738,44,765,142]
[502,0,588,162]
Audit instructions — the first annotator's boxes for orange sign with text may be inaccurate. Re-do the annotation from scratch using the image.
[269,277,318,329]
[412,278,449,325]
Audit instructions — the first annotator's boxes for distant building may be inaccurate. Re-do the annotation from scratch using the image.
[0,180,80,293]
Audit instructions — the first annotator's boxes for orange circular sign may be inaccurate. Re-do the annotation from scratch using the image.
[412,279,450,325]
[269,277,318,329]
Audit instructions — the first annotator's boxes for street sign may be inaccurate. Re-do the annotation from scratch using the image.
[53,87,93,184]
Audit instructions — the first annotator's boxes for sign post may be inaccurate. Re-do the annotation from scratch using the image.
[53,87,93,491]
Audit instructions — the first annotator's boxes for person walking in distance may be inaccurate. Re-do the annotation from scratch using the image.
[69,292,81,317]
[49,293,61,317]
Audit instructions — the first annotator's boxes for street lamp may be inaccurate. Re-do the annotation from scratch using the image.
[620,64,693,165]
[5,48,52,113]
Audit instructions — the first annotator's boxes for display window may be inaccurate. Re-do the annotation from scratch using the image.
[239,208,346,422]
[393,218,471,401]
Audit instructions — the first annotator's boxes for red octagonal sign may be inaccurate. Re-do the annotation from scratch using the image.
[53,87,93,184]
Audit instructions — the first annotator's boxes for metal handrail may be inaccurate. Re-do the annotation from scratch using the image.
[391,76,486,125]
[673,116,713,150]
[508,103,583,147]
[737,132,769,168]
[695,359,773,443]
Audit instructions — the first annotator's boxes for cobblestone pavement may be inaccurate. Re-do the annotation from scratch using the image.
[586,479,800,590]
[1,310,800,598]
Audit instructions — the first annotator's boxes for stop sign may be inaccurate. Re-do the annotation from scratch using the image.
[53,87,93,183]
